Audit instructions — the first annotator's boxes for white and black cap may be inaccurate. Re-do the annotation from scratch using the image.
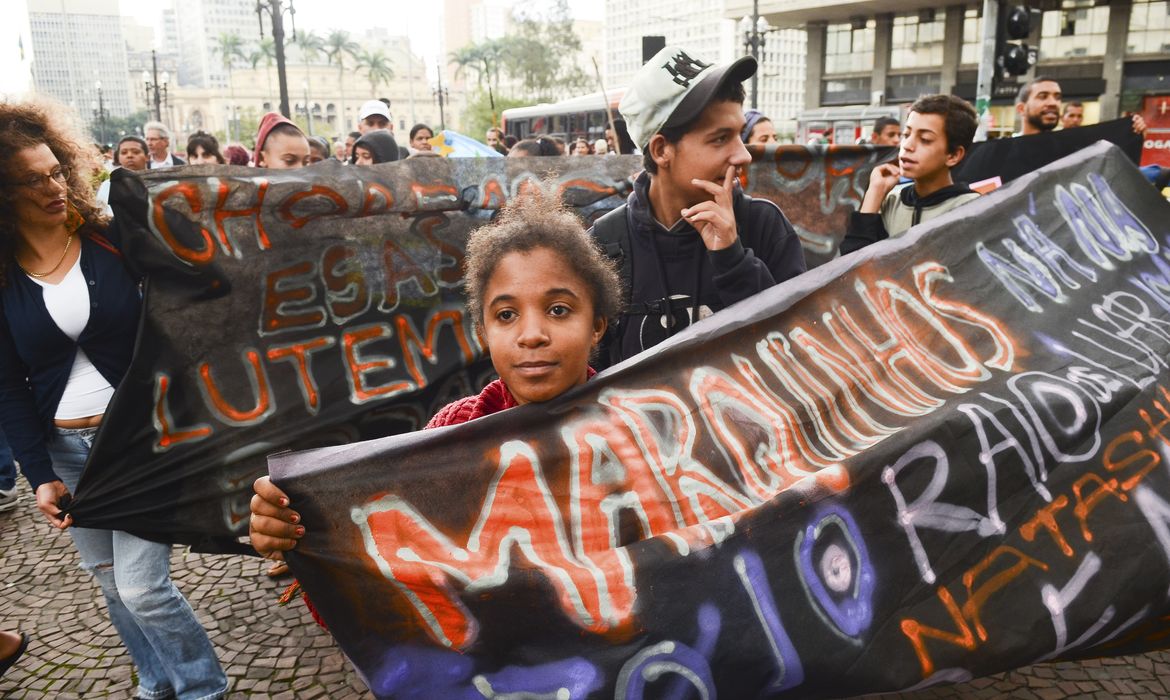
[619,46,757,150]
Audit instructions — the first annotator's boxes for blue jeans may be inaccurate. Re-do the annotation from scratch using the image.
[50,427,227,700]
[0,426,15,491]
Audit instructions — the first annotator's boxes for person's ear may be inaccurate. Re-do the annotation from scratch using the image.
[1015,101,1025,119]
[648,134,671,171]
[945,145,965,169]
[592,316,608,346]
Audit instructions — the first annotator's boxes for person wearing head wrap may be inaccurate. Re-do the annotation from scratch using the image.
[741,109,777,145]
[254,112,309,169]
[351,129,400,165]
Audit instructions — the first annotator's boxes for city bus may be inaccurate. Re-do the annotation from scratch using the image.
[796,105,905,145]
[501,87,628,145]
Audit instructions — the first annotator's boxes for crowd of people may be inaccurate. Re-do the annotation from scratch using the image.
[0,39,1157,698]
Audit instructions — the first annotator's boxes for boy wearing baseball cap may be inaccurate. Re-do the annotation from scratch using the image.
[591,46,806,367]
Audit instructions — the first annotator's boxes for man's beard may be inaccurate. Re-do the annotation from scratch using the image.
[1026,110,1058,132]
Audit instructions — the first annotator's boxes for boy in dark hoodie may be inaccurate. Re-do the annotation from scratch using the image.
[590,45,806,368]
[350,129,400,165]
[841,94,980,255]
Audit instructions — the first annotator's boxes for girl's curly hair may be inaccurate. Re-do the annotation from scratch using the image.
[464,183,623,333]
[0,99,108,286]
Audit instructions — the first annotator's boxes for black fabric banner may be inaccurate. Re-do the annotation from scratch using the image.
[953,118,1141,186]
[269,143,1170,698]
[69,147,889,545]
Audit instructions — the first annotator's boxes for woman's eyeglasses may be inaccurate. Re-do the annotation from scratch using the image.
[10,166,70,191]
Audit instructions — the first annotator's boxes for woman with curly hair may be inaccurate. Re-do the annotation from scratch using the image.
[0,101,227,699]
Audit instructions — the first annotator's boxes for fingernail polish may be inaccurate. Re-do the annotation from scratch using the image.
[295,526,305,536]
[290,513,299,523]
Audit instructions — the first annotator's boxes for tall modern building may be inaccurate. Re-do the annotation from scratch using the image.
[605,0,806,130]
[727,0,1170,139]
[175,0,256,87]
[26,0,134,124]
[159,4,180,55]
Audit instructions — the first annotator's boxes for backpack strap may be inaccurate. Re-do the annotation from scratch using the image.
[591,204,632,303]
[589,203,634,368]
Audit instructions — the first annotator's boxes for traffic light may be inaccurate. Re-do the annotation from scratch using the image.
[996,3,1039,77]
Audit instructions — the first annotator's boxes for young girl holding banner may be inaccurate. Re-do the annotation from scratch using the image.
[249,186,623,568]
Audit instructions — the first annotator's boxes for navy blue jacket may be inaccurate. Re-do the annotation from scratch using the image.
[0,224,141,491]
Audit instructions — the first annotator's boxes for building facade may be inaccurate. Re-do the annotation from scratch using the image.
[727,0,1170,139]
[167,42,441,147]
[26,0,134,126]
[175,0,257,88]
[606,0,807,132]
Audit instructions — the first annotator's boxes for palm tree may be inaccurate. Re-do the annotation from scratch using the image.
[213,33,246,141]
[293,31,325,127]
[294,30,324,65]
[325,30,361,135]
[480,38,507,95]
[358,49,395,98]
[254,38,276,104]
[449,44,484,90]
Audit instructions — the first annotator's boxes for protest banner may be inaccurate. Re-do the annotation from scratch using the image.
[953,117,1141,185]
[69,146,889,545]
[269,142,1170,698]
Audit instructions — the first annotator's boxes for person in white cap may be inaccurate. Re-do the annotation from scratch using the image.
[589,45,806,368]
[355,99,409,161]
[357,99,392,134]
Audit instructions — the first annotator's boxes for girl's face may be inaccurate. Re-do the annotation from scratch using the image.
[412,129,433,151]
[188,145,220,165]
[354,146,374,165]
[258,133,310,169]
[118,141,148,171]
[748,120,778,145]
[481,247,606,405]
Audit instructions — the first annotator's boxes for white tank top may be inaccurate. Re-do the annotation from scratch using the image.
[28,256,116,419]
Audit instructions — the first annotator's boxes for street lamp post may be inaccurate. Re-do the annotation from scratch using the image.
[433,64,448,131]
[738,2,773,110]
[256,0,298,118]
[92,80,107,145]
[143,50,169,122]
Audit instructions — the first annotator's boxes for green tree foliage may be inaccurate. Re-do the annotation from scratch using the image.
[452,0,591,125]
[358,49,395,96]
[502,0,590,101]
[212,32,246,81]
[460,91,528,142]
[90,109,151,145]
[294,30,324,65]
[325,30,361,134]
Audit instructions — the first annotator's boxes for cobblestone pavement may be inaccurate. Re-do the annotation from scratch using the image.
[2,486,1169,699]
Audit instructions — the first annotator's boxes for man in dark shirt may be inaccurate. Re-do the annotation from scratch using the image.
[590,45,806,367]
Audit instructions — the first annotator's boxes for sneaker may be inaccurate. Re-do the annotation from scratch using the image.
[0,487,17,513]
